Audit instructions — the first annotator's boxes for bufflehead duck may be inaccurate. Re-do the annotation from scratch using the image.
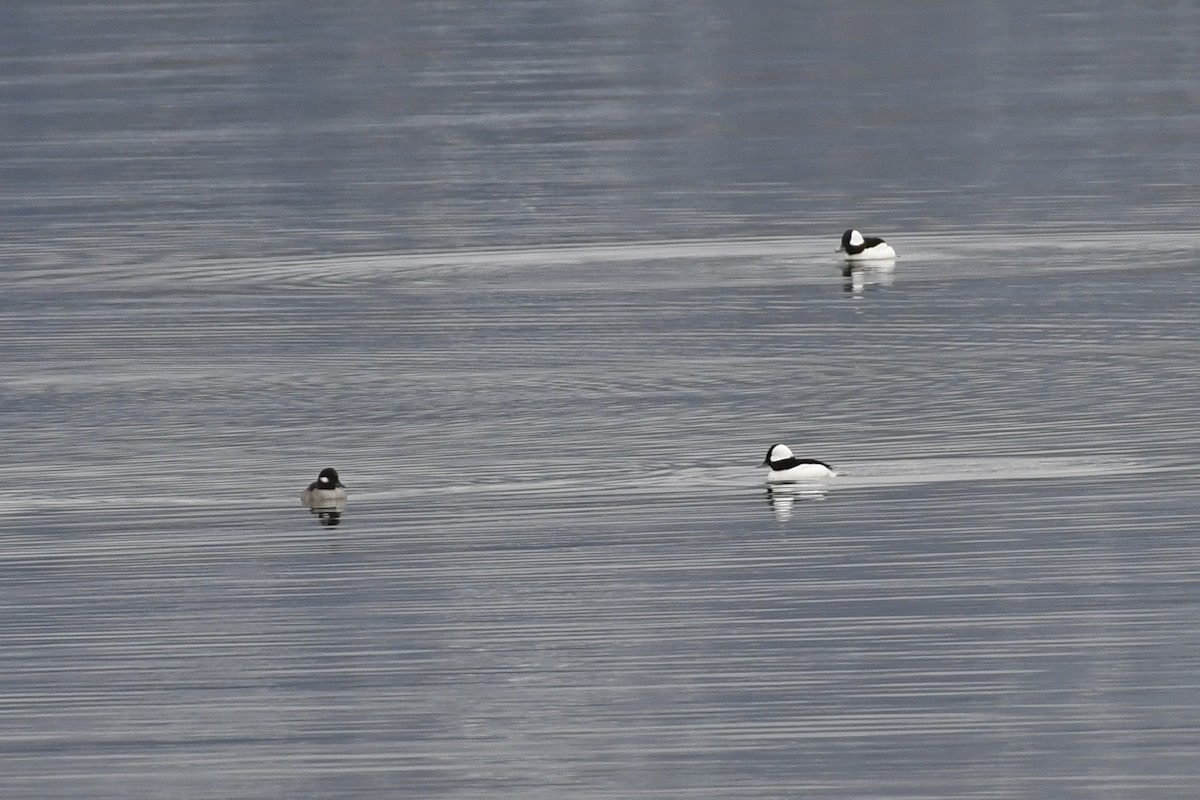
[761,443,837,482]
[301,467,347,506]
[838,229,896,260]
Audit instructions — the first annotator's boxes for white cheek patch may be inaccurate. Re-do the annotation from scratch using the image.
[849,230,864,246]
[319,476,330,484]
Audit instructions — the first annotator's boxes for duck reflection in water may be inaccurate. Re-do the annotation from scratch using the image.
[842,260,895,295]
[307,506,345,527]
[765,483,828,522]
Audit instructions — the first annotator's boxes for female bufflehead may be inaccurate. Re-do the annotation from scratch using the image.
[838,229,896,260]
[301,467,347,506]
[761,443,837,482]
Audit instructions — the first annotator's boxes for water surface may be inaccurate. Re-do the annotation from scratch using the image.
[3,2,1200,798]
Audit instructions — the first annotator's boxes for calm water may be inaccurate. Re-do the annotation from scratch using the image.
[3,2,1200,798]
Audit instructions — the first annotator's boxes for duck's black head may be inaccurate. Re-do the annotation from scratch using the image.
[838,229,858,252]
[316,467,344,488]
[762,443,790,466]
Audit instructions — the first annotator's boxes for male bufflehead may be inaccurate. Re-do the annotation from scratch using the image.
[301,467,347,506]
[761,443,837,482]
[837,229,896,260]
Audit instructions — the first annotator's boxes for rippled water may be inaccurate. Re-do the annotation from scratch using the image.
[3,2,1200,798]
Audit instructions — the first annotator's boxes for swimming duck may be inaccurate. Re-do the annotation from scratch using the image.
[761,444,837,482]
[301,467,347,506]
[837,229,896,260]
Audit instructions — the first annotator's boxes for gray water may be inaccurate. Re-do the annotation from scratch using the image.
[3,2,1200,798]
